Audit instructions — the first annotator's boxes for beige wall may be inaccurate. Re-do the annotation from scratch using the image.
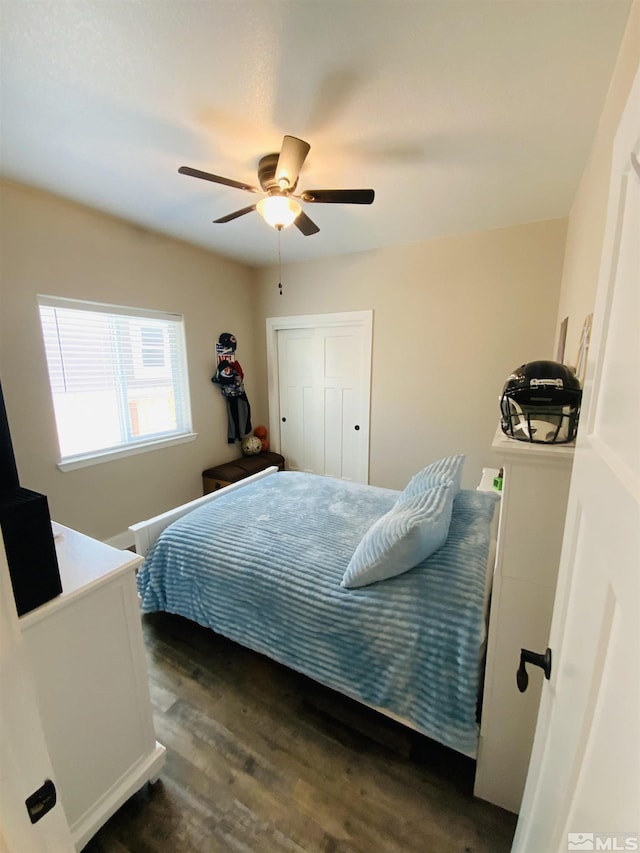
[253,219,568,492]
[555,1,639,364]
[0,190,573,541]
[0,181,264,542]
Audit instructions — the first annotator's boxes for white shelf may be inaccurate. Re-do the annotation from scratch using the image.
[492,426,576,463]
[474,430,574,813]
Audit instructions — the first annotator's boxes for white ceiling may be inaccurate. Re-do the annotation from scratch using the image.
[0,1,632,268]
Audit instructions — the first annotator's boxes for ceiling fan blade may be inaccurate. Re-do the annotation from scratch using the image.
[213,204,257,224]
[179,166,261,194]
[275,136,310,191]
[301,188,375,204]
[294,210,320,236]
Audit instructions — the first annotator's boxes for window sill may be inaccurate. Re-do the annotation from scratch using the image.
[57,432,198,472]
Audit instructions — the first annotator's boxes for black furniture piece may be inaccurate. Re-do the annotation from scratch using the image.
[0,381,61,615]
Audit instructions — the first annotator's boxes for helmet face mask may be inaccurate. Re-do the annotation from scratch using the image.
[501,399,578,443]
[500,361,582,445]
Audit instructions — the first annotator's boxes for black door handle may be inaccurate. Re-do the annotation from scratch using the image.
[26,779,57,824]
[354,425,360,431]
[517,647,552,693]
[282,417,286,422]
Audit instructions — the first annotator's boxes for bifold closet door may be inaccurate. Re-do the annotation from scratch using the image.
[276,323,370,483]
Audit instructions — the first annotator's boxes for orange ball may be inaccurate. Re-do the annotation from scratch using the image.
[260,438,270,451]
[254,425,267,439]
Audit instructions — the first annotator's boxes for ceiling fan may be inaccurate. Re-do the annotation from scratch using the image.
[178,135,375,236]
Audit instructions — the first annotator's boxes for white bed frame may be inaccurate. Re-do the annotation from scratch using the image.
[129,466,504,782]
[129,466,279,558]
[130,463,464,753]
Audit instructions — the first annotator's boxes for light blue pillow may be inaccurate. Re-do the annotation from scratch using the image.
[341,481,455,589]
[395,454,466,506]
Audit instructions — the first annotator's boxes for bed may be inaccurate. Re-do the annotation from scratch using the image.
[132,459,499,758]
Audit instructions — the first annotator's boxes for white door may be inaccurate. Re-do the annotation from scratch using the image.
[512,68,640,852]
[0,539,74,853]
[268,311,372,483]
[276,326,317,474]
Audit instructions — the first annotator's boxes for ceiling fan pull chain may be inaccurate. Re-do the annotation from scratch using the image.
[278,229,283,296]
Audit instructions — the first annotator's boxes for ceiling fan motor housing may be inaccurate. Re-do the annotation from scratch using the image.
[258,153,296,193]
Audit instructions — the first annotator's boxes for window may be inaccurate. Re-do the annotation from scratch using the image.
[38,296,194,469]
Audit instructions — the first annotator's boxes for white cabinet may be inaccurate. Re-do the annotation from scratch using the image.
[19,523,165,851]
[474,429,574,813]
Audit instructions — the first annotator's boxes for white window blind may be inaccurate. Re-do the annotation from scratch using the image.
[38,296,193,465]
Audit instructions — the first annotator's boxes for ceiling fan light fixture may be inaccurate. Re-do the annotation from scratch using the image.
[257,195,301,229]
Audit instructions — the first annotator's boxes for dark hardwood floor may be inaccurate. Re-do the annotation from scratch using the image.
[84,613,517,853]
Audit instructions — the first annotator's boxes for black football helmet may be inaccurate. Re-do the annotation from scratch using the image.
[500,360,582,444]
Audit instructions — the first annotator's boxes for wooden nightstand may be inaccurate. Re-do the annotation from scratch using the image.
[202,451,285,494]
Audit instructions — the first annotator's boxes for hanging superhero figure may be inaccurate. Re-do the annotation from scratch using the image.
[211,332,252,443]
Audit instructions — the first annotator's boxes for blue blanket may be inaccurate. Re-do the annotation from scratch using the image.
[137,471,498,755]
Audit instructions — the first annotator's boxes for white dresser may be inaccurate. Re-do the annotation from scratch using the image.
[19,523,165,851]
[474,429,574,813]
